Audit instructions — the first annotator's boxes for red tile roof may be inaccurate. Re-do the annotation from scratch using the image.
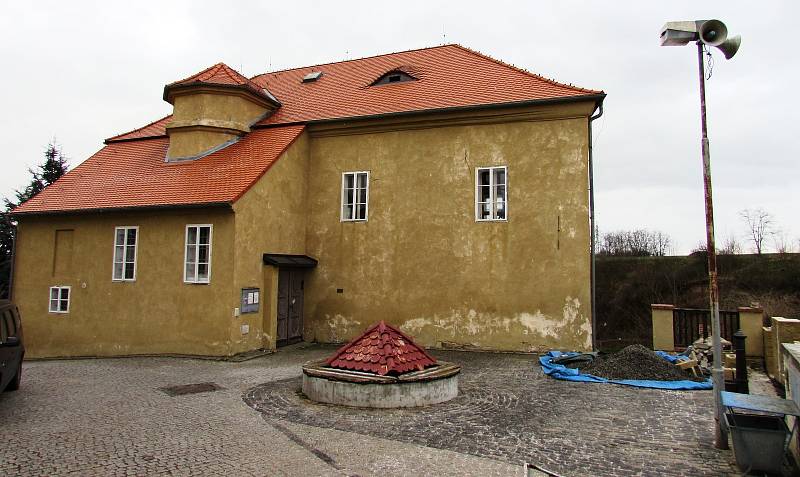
[162,62,278,105]
[12,125,304,215]
[16,45,602,215]
[108,44,602,142]
[325,321,438,376]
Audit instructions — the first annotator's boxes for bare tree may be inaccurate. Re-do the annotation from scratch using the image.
[719,234,743,255]
[597,229,673,257]
[772,231,796,254]
[740,208,774,255]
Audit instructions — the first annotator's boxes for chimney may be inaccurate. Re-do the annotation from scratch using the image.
[162,63,280,161]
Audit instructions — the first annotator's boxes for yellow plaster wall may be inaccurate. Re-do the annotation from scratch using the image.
[303,107,593,352]
[230,133,310,353]
[651,304,675,351]
[166,130,240,161]
[166,92,269,160]
[738,306,764,357]
[13,209,236,358]
[171,92,268,127]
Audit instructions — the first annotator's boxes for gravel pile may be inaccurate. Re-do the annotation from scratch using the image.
[579,344,694,381]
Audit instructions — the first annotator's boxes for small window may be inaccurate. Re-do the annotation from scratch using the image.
[341,172,369,221]
[371,70,416,86]
[112,226,138,281]
[49,286,71,313]
[184,225,213,284]
[476,166,508,221]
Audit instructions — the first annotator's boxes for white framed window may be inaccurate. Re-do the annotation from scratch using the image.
[49,286,71,313]
[112,226,138,281]
[184,224,212,284]
[341,171,369,221]
[475,166,508,221]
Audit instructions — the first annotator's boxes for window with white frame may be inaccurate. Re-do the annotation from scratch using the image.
[475,166,507,221]
[49,286,70,313]
[112,226,138,281]
[184,225,212,283]
[341,171,369,221]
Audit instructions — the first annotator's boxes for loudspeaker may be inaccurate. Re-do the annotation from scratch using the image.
[699,20,728,46]
[716,35,741,60]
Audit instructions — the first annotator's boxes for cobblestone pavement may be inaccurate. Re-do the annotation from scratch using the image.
[246,348,743,477]
[1,345,745,476]
[0,345,515,476]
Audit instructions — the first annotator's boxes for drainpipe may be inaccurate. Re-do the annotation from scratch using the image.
[588,101,604,351]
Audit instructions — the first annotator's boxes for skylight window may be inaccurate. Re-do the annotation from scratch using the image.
[302,71,323,83]
[372,70,416,86]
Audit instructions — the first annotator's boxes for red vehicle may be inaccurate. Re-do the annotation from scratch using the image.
[0,300,24,392]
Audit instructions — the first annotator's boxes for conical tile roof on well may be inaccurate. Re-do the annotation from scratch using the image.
[325,321,437,376]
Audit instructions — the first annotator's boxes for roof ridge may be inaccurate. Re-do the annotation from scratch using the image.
[216,63,257,86]
[105,114,172,142]
[451,44,602,95]
[167,62,225,86]
[250,44,457,79]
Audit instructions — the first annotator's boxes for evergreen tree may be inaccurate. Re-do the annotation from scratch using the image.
[0,141,68,298]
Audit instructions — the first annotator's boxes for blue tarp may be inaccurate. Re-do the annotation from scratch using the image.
[540,351,712,390]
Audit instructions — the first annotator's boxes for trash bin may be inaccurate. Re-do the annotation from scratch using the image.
[725,412,789,474]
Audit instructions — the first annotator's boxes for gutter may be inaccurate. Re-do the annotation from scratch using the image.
[9,201,233,219]
[588,101,604,351]
[253,93,607,129]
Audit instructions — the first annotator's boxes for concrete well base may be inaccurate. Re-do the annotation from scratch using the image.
[301,361,460,408]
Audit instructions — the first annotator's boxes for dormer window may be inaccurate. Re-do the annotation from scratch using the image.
[372,70,416,86]
[302,71,323,83]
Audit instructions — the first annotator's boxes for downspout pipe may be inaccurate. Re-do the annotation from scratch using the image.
[588,100,604,351]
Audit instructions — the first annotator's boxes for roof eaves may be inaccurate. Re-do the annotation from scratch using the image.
[10,201,233,218]
[105,115,172,143]
[251,93,606,130]
[162,81,281,107]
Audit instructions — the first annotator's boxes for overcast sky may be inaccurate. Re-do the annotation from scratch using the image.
[1,1,797,254]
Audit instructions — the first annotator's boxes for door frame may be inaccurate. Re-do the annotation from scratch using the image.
[276,268,305,347]
[261,254,317,351]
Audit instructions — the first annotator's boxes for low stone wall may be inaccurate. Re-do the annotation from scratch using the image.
[650,304,764,357]
[302,372,459,408]
[781,343,800,463]
[765,317,800,384]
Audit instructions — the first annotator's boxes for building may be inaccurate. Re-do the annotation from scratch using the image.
[11,45,605,358]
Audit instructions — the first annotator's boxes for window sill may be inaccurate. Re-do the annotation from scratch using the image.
[341,219,368,223]
[475,219,508,223]
[48,311,70,315]
[112,279,136,283]
[184,281,211,285]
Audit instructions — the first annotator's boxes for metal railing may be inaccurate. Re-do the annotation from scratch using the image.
[673,307,740,349]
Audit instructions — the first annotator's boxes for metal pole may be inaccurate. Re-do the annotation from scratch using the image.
[697,40,728,450]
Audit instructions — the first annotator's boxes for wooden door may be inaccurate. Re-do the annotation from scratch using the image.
[277,269,304,346]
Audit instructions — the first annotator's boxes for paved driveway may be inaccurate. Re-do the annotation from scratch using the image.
[1,345,740,476]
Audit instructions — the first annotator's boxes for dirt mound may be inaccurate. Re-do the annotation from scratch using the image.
[580,344,694,381]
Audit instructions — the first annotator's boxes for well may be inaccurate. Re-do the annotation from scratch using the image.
[302,321,460,408]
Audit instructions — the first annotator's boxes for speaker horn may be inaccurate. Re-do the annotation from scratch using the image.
[715,35,741,60]
[699,19,728,46]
